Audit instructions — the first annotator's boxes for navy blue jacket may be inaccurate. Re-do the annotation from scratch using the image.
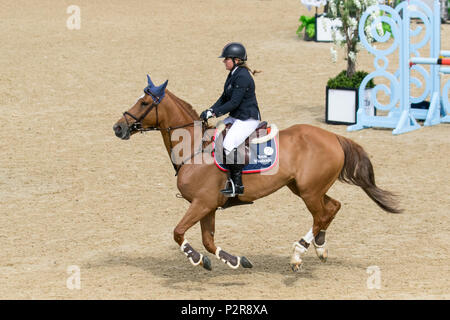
[210,67,261,121]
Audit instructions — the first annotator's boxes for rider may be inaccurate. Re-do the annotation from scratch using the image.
[200,42,261,196]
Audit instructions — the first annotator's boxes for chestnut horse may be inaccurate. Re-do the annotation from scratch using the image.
[113,76,401,272]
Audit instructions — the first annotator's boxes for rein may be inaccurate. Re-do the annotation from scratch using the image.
[122,91,208,175]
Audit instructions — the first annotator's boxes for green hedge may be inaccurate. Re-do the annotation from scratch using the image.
[327,70,375,89]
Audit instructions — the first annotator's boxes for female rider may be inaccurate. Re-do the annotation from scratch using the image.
[200,42,261,196]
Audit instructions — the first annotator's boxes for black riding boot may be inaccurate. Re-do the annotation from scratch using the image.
[221,164,245,196]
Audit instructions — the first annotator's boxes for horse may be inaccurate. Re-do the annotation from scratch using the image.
[113,75,402,272]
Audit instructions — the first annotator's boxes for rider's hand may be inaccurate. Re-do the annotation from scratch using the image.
[200,109,214,121]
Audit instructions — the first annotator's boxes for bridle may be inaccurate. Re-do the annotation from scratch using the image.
[121,90,208,175]
[122,90,162,133]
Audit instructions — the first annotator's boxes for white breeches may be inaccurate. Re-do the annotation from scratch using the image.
[222,117,260,153]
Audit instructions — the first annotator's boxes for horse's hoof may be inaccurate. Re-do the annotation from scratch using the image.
[290,263,303,272]
[317,251,328,262]
[313,240,328,262]
[240,256,253,268]
[202,256,212,271]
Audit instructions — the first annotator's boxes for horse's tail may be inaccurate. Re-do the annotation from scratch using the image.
[336,135,402,214]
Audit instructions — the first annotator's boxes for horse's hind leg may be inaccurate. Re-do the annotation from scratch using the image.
[309,194,341,262]
[288,182,341,270]
[200,210,253,269]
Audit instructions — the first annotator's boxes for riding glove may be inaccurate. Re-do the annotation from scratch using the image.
[200,108,214,121]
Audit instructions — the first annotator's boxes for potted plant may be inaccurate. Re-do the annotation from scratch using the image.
[324,0,380,124]
[326,70,375,124]
[297,15,316,41]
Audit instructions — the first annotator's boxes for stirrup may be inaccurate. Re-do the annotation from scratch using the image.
[220,179,243,197]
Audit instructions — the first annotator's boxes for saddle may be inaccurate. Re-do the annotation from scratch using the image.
[212,120,279,173]
[222,121,267,164]
[221,121,269,139]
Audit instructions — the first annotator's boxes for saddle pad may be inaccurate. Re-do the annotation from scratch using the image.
[212,129,278,174]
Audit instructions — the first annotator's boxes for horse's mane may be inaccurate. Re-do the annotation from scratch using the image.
[166,90,200,120]
[166,90,214,130]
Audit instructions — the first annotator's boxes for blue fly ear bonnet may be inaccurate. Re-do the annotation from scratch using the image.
[144,74,168,103]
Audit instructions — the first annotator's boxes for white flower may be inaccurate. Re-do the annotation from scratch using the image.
[330,47,338,63]
[376,22,384,36]
[347,27,354,39]
[365,25,374,43]
[353,0,361,10]
[349,17,358,28]
[330,2,337,15]
[365,25,373,36]
[348,51,357,62]
[370,11,378,22]
[348,17,358,34]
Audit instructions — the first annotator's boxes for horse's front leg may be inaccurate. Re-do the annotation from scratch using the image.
[174,201,213,271]
[200,210,253,270]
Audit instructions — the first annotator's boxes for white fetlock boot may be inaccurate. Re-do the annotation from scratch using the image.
[312,230,328,262]
[290,240,308,272]
[312,239,328,262]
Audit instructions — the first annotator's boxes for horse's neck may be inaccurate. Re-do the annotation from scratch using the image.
[159,93,197,162]
[161,92,197,128]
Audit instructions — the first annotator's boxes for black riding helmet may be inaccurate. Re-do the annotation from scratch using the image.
[219,42,247,61]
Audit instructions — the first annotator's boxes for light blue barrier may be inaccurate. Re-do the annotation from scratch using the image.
[348,0,450,135]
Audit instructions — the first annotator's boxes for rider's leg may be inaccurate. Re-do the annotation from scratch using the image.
[222,119,260,154]
[221,159,245,195]
[221,119,259,196]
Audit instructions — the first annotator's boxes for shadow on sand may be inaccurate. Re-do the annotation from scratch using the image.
[83,250,367,289]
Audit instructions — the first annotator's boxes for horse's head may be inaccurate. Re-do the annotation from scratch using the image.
[113,75,168,140]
